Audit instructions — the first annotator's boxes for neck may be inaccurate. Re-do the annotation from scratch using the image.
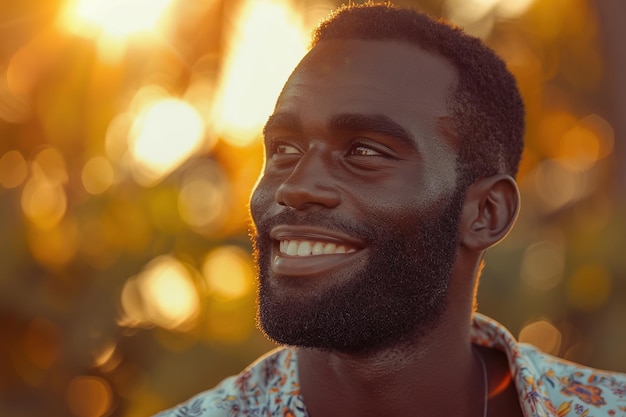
[297,313,484,417]
[296,253,487,417]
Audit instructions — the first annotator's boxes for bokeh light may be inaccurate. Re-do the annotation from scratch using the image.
[2,0,626,415]
[1,34,58,122]
[530,159,590,212]
[120,255,201,331]
[177,161,230,233]
[21,173,67,229]
[21,148,68,230]
[518,320,562,355]
[60,0,174,39]
[82,156,115,195]
[202,246,255,301]
[57,0,178,63]
[212,0,308,146]
[66,376,114,417]
[0,150,28,188]
[93,342,121,373]
[445,0,537,37]
[128,97,206,187]
[520,240,565,291]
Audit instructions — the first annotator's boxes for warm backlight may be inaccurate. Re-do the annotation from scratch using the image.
[212,0,308,147]
[60,0,174,39]
[128,98,206,186]
[120,255,200,331]
[202,246,254,300]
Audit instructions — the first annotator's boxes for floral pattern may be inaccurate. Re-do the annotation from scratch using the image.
[154,314,626,416]
[472,314,626,416]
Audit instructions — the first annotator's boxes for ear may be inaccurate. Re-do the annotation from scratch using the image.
[459,174,520,251]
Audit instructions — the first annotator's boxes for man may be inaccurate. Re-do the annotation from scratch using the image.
[155,3,626,417]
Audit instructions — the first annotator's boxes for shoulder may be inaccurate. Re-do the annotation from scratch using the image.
[515,344,626,416]
[472,314,626,416]
[152,348,307,417]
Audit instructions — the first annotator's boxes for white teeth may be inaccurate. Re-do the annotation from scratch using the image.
[312,242,324,255]
[297,241,312,256]
[286,240,299,256]
[279,240,357,256]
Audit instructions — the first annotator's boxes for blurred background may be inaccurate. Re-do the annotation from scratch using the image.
[0,0,625,416]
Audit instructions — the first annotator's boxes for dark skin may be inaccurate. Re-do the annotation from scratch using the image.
[251,39,524,417]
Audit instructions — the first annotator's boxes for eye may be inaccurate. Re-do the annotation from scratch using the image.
[350,145,382,156]
[268,140,302,163]
[347,141,387,157]
[275,143,300,155]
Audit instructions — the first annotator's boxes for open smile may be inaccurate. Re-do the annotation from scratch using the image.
[279,239,357,256]
[270,225,364,276]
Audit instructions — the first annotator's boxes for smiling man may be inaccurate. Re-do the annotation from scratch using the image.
[154,3,626,417]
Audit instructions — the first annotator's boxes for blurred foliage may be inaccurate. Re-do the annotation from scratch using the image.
[0,0,624,416]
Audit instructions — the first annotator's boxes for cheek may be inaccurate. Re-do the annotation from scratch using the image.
[367,200,421,229]
[249,178,276,223]
[356,187,448,232]
[249,186,264,222]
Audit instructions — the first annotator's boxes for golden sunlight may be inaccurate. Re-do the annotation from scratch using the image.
[495,0,537,18]
[0,150,28,189]
[177,162,229,233]
[60,0,174,39]
[120,255,200,331]
[445,0,536,37]
[212,0,308,147]
[82,156,115,195]
[202,246,254,301]
[128,98,206,187]
[21,148,68,230]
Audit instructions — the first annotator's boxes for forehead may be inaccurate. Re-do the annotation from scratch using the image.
[274,39,458,142]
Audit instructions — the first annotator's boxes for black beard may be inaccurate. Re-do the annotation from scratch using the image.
[251,187,465,354]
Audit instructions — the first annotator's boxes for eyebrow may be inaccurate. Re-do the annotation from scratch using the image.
[263,112,302,137]
[329,113,417,150]
[264,112,418,150]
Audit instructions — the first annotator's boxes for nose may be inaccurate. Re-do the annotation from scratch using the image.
[275,150,340,210]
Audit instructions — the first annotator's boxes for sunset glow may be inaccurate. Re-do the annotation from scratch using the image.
[212,0,308,146]
[60,0,174,39]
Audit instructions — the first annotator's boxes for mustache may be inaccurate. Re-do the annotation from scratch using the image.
[252,209,374,242]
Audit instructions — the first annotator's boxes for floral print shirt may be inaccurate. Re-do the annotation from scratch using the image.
[154,313,626,417]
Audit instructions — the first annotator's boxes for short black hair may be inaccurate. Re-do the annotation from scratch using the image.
[312,3,525,188]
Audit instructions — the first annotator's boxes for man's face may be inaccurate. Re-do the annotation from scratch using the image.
[250,39,463,352]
